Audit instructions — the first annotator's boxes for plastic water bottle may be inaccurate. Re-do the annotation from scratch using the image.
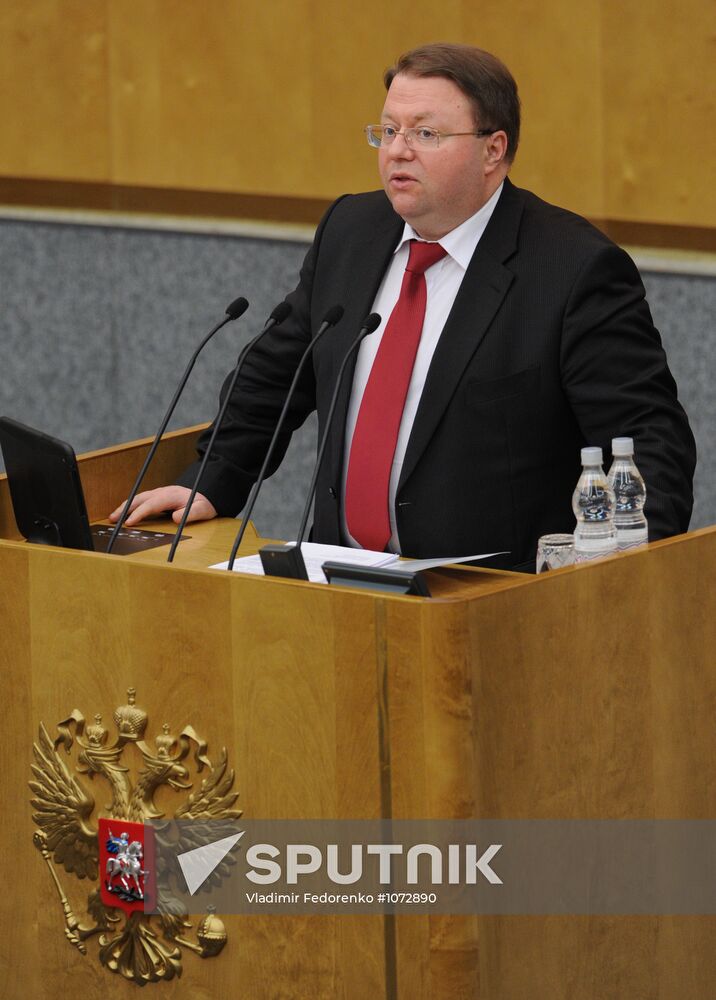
[607,437,648,551]
[572,446,618,562]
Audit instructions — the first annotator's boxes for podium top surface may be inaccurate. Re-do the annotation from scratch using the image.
[0,509,530,603]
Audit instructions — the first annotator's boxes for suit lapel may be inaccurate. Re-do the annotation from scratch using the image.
[398,179,524,491]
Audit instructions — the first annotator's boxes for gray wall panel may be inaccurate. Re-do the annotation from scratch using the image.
[0,219,314,539]
[642,272,715,533]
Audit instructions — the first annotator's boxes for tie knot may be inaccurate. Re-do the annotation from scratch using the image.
[405,239,447,276]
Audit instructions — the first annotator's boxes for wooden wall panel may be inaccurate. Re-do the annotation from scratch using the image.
[107,0,317,194]
[106,0,468,199]
[0,1,110,179]
[0,0,714,232]
[601,0,716,227]
[460,0,606,219]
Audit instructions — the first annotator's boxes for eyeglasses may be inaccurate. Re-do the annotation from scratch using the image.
[364,124,495,150]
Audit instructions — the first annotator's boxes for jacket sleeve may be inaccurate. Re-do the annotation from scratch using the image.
[559,242,696,538]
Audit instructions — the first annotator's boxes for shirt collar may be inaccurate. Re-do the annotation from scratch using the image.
[394,181,504,269]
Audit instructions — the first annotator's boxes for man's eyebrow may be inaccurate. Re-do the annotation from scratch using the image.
[380,110,437,123]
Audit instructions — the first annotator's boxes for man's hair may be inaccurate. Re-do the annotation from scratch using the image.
[384,43,521,163]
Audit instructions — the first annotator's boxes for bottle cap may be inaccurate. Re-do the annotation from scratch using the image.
[612,436,634,457]
[581,446,603,466]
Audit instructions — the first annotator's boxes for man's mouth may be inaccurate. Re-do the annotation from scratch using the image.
[389,173,418,189]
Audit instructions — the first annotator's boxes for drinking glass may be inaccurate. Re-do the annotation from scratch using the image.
[536,533,575,573]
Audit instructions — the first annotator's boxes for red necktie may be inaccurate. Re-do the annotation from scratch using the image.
[345,239,447,551]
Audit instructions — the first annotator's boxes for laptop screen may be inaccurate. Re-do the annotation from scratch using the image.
[0,416,94,550]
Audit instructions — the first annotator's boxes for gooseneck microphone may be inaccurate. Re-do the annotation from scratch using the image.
[258,311,381,580]
[225,303,345,571]
[167,300,292,562]
[106,296,249,554]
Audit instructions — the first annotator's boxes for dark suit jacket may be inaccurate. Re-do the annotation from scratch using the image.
[180,179,696,571]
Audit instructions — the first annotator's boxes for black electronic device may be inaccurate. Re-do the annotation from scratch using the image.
[0,417,181,555]
[321,561,431,596]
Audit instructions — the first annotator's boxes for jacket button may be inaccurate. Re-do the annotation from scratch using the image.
[328,487,337,498]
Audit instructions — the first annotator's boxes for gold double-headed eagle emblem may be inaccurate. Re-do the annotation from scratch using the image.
[30,688,241,986]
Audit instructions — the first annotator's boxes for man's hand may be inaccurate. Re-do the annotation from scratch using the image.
[109,486,218,527]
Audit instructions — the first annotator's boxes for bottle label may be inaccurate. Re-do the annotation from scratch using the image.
[575,547,617,564]
[616,528,648,552]
[574,532,618,563]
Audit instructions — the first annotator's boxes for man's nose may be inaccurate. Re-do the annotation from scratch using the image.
[387,133,416,158]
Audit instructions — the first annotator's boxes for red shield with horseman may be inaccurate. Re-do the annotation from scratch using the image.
[99,817,155,913]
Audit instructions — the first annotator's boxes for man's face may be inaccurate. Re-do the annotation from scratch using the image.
[378,73,506,240]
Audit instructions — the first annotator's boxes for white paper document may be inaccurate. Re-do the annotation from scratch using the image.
[395,552,507,573]
[211,544,507,585]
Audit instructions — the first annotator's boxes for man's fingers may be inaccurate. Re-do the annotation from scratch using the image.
[123,497,168,526]
[109,487,188,525]
[109,495,145,522]
[171,496,217,524]
[109,486,217,526]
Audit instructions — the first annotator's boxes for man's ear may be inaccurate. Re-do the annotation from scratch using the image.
[484,130,509,173]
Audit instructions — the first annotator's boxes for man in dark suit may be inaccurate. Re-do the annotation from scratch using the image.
[111,43,695,571]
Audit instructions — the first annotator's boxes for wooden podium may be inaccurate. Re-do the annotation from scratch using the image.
[1,428,715,999]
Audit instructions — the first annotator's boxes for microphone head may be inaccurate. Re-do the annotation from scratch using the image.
[226,296,249,320]
[269,301,292,325]
[362,312,382,334]
[321,304,344,327]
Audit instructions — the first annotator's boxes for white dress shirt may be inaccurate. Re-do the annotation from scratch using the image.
[341,182,503,552]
